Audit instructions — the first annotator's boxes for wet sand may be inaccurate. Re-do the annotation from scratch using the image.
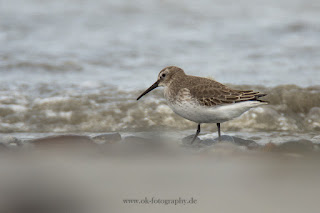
[0,132,320,213]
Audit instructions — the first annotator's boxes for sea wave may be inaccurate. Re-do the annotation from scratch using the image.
[0,83,319,133]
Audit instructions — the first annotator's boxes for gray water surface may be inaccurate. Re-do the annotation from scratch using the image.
[1,0,320,90]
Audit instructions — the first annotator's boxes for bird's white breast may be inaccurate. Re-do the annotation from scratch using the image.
[164,87,266,124]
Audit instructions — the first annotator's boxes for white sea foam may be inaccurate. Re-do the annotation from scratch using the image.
[0,84,319,133]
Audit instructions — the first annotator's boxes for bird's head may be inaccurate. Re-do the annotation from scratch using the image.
[137,66,185,100]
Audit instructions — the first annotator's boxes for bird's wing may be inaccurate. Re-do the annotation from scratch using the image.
[187,84,267,107]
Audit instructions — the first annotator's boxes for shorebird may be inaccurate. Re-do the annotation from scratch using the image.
[137,66,267,143]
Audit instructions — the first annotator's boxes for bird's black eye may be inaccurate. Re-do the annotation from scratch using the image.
[162,73,166,78]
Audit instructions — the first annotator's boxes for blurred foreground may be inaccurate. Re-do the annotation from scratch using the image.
[0,133,320,213]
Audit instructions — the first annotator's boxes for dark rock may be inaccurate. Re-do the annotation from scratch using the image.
[92,133,121,144]
[219,135,235,143]
[182,135,259,149]
[248,136,261,140]
[232,136,260,149]
[182,135,201,145]
[201,139,216,146]
[201,135,259,148]
[30,135,95,148]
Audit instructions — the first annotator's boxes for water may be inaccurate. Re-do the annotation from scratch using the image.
[0,0,320,134]
[2,0,320,88]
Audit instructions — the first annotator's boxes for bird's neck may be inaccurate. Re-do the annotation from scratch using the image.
[164,73,189,101]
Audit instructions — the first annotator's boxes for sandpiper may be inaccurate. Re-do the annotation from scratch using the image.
[137,66,267,143]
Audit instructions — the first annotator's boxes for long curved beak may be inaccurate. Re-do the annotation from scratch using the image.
[137,80,159,100]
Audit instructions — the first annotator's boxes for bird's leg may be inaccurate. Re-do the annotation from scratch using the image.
[191,123,201,144]
[217,123,221,141]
